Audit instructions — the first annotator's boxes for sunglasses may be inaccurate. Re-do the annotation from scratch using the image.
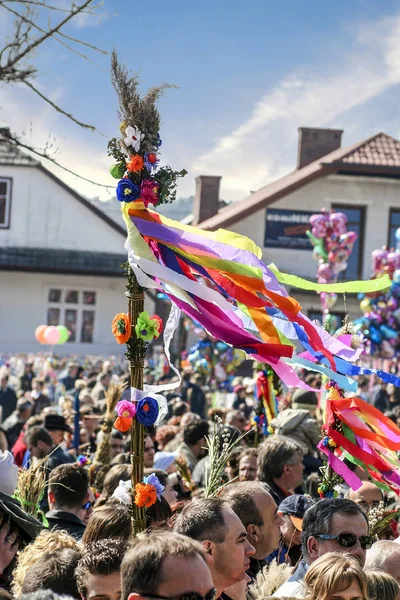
[316,533,373,550]
[81,501,94,510]
[145,588,217,600]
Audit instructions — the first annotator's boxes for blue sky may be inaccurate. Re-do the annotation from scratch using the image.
[1,0,400,202]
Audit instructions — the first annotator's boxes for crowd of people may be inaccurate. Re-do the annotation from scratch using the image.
[0,354,400,600]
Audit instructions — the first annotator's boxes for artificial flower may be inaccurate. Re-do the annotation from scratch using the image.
[136,396,159,426]
[112,480,132,505]
[124,125,145,152]
[135,311,162,340]
[144,152,159,171]
[110,163,126,179]
[126,154,144,173]
[143,473,164,498]
[140,179,159,208]
[114,416,132,432]
[150,314,163,335]
[116,179,140,203]
[112,313,132,344]
[134,482,157,508]
[155,134,162,148]
[114,399,136,432]
[116,400,136,418]
[77,455,88,465]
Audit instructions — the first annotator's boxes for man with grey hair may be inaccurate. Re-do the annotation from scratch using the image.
[273,498,372,598]
[365,540,400,584]
[257,435,305,505]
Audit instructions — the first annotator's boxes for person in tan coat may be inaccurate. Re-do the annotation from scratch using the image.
[270,389,322,475]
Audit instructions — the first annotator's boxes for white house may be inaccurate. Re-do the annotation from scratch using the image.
[0,131,154,355]
[195,128,400,321]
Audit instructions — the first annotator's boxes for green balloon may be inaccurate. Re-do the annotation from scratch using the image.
[56,325,70,344]
[109,163,126,179]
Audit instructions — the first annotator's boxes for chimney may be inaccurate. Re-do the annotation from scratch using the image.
[192,175,221,225]
[297,127,343,169]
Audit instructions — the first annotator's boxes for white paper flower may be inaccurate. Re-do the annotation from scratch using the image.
[124,125,145,152]
[112,479,132,505]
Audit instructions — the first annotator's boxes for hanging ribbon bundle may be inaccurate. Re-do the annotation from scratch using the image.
[318,385,400,496]
[120,201,395,390]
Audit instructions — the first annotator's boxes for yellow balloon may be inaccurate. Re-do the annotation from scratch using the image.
[360,299,371,314]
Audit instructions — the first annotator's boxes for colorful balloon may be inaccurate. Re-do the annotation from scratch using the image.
[56,325,70,345]
[35,324,47,344]
[360,299,371,314]
[43,326,61,345]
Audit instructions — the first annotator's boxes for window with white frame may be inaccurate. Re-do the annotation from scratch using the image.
[0,178,12,228]
[47,288,96,343]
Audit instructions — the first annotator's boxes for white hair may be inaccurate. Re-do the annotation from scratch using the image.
[365,540,400,570]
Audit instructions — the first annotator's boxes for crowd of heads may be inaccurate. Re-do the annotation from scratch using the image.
[1,356,400,600]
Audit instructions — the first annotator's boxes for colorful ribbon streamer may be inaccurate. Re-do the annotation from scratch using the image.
[269,265,391,294]
[319,387,400,494]
[120,201,397,388]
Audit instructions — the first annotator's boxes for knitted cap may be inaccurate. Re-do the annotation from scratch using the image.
[292,389,318,412]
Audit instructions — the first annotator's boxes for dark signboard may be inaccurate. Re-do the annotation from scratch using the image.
[264,208,314,250]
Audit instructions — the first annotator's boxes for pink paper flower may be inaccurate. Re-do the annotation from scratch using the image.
[140,178,159,207]
[116,400,136,419]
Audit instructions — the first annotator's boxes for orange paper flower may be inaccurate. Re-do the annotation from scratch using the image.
[112,313,131,344]
[126,154,144,173]
[134,482,157,508]
[114,416,132,432]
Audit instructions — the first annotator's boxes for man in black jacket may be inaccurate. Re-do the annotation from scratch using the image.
[46,463,90,539]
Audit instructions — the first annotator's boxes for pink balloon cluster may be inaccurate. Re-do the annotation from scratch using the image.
[307,209,358,314]
[35,324,70,345]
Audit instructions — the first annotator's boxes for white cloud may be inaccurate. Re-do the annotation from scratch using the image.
[0,80,114,201]
[192,13,400,202]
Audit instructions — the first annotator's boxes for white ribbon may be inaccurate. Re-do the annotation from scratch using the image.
[130,387,168,426]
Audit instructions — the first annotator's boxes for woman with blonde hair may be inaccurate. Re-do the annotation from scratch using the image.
[366,570,400,600]
[11,528,80,596]
[304,552,368,600]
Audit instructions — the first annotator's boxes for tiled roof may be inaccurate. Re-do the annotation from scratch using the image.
[199,132,400,231]
[339,133,400,167]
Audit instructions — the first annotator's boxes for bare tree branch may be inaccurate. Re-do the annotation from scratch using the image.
[3,131,114,190]
[23,80,96,130]
[2,0,96,72]
[2,0,105,14]
[1,1,107,57]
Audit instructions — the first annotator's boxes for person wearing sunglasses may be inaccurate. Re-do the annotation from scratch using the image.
[273,498,370,598]
[121,531,214,600]
[46,463,90,540]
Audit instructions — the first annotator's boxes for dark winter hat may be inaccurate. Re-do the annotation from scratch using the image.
[278,494,314,531]
[291,389,318,412]
[0,491,43,542]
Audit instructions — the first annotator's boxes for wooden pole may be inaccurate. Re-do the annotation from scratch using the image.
[126,268,147,536]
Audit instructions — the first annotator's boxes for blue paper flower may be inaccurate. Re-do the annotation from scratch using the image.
[143,473,165,498]
[136,396,159,426]
[155,135,162,149]
[144,152,160,172]
[116,179,140,203]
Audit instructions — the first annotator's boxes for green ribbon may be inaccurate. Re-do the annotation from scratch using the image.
[269,265,391,294]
